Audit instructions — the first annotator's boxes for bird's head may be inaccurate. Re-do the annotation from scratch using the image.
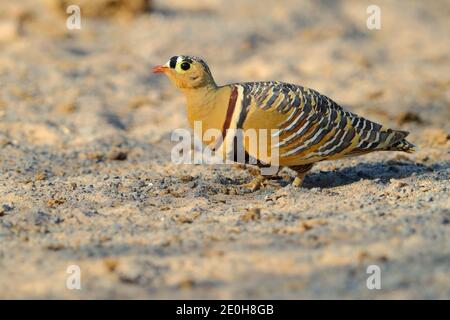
[153,55,216,90]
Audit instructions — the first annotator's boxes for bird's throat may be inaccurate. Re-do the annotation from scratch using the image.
[184,85,233,146]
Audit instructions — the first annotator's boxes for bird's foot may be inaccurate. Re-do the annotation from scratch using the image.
[289,164,313,188]
[291,171,309,188]
[292,176,304,187]
[242,175,266,192]
[226,176,266,195]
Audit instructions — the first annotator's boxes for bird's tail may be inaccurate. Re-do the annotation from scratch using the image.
[385,138,416,153]
[383,130,416,153]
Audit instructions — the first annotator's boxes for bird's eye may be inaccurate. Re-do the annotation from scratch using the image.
[180,62,191,71]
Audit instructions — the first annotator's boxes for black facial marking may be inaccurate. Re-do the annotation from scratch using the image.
[169,56,178,68]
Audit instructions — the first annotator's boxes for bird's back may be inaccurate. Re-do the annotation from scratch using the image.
[226,81,414,166]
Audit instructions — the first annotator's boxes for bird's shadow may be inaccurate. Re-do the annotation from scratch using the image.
[294,161,449,189]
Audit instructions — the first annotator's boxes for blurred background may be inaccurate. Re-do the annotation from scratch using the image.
[0,0,449,299]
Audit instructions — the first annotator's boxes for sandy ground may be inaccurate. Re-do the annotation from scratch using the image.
[0,0,449,299]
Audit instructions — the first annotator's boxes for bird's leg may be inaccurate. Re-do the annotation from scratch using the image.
[290,164,314,187]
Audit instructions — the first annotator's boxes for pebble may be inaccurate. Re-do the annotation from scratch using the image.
[240,208,261,222]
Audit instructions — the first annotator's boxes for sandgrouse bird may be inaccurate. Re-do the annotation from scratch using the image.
[153,55,415,190]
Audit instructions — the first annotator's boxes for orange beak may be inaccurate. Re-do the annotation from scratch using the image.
[152,65,169,73]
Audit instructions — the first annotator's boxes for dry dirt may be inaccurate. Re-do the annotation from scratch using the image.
[0,0,449,299]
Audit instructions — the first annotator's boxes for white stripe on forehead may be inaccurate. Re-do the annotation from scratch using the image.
[164,56,188,67]
[163,56,183,68]
[163,55,210,72]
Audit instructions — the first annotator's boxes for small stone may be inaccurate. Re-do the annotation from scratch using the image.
[107,149,128,161]
[390,179,408,189]
[82,152,105,161]
[46,243,65,251]
[35,172,47,181]
[179,175,195,182]
[366,90,384,100]
[103,257,119,272]
[187,181,197,189]
[240,208,261,222]
[128,96,151,109]
[172,214,197,224]
[2,204,13,212]
[47,198,66,207]
[178,278,195,289]
[396,111,423,125]
[83,210,97,217]
[57,101,77,113]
